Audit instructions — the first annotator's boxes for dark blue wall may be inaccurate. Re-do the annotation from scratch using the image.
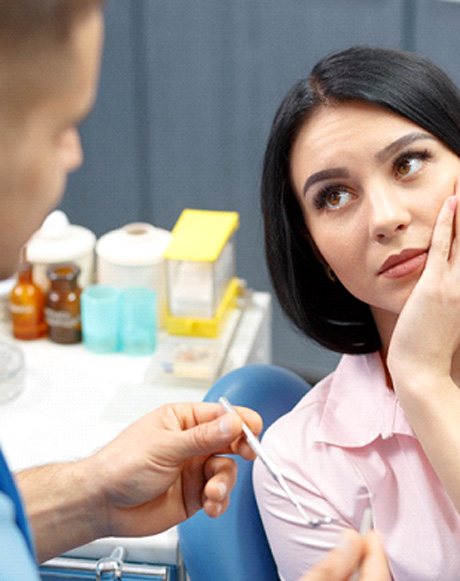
[60,0,459,381]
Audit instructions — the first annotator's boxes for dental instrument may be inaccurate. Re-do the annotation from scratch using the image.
[218,396,333,528]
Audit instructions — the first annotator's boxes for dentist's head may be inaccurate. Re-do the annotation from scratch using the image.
[0,0,104,279]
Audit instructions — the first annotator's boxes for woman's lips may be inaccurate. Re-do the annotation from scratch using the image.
[378,249,428,279]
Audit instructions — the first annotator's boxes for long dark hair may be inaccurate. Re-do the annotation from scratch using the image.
[262,46,460,354]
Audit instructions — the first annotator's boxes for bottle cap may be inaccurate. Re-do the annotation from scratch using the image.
[47,263,81,282]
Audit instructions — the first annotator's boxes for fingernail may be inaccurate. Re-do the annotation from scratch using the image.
[449,195,458,212]
[216,482,227,500]
[219,413,233,436]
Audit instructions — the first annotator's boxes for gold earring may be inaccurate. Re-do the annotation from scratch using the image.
[325,265,336,282]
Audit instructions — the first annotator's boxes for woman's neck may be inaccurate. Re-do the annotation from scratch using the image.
[370,306,398,361]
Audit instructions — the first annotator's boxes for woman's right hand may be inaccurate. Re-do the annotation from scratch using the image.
[387,191,460,389]
[299,530,391,581]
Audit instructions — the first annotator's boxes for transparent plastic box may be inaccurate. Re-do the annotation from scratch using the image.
[164,209,240,337]
[167,237,235,318]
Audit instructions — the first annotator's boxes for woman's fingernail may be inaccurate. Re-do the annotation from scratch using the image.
[449,195,458,212]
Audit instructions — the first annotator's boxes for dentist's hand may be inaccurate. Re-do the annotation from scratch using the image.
[20,402,263,563]
[299,530,391,581]
[90,402,263,537]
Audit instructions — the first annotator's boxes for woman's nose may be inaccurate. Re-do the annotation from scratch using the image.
[367,186,411,242]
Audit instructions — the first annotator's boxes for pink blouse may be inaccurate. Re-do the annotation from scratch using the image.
[253,352,460,580]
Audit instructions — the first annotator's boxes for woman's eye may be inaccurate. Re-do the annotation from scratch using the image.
[314,187,352,211]
[395,157,422,177]
[393,150,432,180]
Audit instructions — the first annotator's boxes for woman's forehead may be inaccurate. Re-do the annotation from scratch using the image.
[292,102,428,165]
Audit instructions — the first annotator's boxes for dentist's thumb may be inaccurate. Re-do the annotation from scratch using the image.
[172,412,245,460]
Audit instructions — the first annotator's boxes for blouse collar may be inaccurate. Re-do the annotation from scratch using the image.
[315,352,415,447]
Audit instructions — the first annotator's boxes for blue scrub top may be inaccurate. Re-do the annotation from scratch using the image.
[0,448,40,580]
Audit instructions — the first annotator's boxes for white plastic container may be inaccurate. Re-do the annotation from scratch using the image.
[27,211,96,291]
[96,223,171,327]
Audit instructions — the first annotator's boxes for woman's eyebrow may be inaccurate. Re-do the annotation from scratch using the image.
[302,167,349,196]
[375,132,436,164]
[301,132,436,196]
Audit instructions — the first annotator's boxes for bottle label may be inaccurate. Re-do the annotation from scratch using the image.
[45,308,80,329]
[10,304,36,315]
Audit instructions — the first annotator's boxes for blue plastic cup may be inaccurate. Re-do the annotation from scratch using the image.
[81,285,123,353]
[120,288,157,355]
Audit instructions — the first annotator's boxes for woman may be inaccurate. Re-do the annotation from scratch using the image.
[253,45,460,580]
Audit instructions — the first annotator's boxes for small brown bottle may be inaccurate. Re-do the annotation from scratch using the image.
[9,250,47,340]
[45,263,82,344]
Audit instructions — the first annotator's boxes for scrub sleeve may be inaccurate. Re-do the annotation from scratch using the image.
[0,448,40,580]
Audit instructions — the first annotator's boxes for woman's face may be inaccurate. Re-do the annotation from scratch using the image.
[290,101,460,324]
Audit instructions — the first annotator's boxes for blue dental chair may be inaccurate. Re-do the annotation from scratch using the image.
[178,364,312,581]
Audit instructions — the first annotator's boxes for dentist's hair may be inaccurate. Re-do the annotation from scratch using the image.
[0,0,104,46]
[0,0,104,114]
[262,46,460,354]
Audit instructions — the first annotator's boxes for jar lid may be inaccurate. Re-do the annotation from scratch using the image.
[27,211,96,263]
[96,222,171,266]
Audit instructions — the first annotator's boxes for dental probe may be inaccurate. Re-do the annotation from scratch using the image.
[218,396,333,528]
[348,496,375,581]
[359,506,373,536]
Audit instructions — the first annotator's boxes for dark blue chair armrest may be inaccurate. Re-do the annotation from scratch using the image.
[179,364,311,581]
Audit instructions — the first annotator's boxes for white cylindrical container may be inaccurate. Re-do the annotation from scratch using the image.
[96,223,171,327]
[27,211,96,291]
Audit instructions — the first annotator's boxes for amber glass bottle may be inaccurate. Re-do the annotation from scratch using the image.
[9,255,47,340]
[45,263,82,344]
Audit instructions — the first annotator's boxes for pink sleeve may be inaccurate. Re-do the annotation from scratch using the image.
[253,402,367,581]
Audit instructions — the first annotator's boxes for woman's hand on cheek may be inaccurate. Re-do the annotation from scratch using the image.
[388,183,460,390]
[386,181,460,514]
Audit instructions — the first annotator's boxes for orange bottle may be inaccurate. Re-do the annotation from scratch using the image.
[9,252,47,340]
